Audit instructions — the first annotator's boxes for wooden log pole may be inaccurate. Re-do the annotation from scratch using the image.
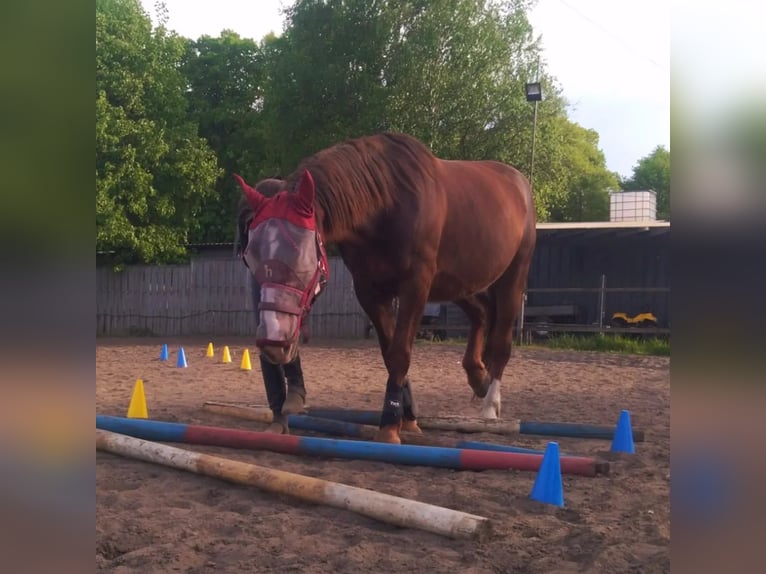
[96,429,492,540]
[211,402,644,442]
[308,408,645,442]
[204,401,643,442]
[203,402,569,456]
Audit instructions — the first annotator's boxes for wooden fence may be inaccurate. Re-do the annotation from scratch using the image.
[96,258,368,338]
[97,257,670,339]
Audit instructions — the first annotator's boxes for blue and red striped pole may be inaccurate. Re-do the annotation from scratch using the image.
[96,415,608,476]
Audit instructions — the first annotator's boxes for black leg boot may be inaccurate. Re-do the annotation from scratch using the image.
[282,353,307,414]
[259,354,288,433]
[401,377,422,433]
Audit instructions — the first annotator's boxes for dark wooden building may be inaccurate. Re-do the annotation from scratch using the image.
[526,221,670,329]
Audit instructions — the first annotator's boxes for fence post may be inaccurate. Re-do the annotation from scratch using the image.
[517,291,527,345]
[598,274,606,331]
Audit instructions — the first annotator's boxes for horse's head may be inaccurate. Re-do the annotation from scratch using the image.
[234,170,329,364]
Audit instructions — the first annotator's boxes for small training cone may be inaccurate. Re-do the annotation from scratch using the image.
[127,379,148,419]
[176,347,188,368]
[240,348,252,370]
[530,441,564,507]
[206,342,214,358]
[611,409,635,454]
[159,344,168,361]
[222,345,232,363]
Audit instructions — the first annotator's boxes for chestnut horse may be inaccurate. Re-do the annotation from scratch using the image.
[234,132,536,444]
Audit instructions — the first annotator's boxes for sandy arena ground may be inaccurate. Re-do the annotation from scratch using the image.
[96,337,670,573]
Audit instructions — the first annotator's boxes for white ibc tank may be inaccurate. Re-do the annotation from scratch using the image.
[609,190,657,222]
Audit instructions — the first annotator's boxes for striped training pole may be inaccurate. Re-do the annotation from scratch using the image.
[96,415,608,476]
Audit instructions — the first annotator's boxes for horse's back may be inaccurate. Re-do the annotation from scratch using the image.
[422,158,534,297]
[437,158,533,237]
[442,158,531,206]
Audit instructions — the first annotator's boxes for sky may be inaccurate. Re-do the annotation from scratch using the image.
[140,0,670,179]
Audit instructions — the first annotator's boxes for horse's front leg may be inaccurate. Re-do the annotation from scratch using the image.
[354,286,422,436]
[374,284,431,444]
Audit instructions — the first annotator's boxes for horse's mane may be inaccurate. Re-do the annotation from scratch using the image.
[285,132,438,237]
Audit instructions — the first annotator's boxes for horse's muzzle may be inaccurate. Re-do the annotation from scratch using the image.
[258,343,298,365]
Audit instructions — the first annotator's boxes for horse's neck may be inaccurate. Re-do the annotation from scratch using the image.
[311,178,388,245]
[313,204,336,245]
[313,202,352,245]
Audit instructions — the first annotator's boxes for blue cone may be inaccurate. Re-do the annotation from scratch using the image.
[611,409,635,453]
[530,441,564,507]
[176,347,188,368]
[159,344,169,361]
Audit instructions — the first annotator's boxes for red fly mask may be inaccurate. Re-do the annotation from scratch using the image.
[234,170,329,363]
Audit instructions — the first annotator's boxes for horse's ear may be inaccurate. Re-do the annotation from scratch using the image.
[294,169,315,214]
[233,173,265,210]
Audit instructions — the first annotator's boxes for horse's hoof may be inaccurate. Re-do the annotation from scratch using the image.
[374,425,402,444]
[478,379,501,419]
[282,391,306,415]
[468,373,492,399]
[480,396,501,419]
[266,421,289,434]
[401,419,423,433]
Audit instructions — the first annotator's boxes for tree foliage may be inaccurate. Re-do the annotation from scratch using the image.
[621,145,670,220]
[260,0,581,221]
[181,30,270,243]
[545,119,620,222]
[96,0,653,263]
[96,0,220,265]
[262,0,394,171]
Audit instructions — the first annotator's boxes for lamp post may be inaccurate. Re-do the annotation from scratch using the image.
[519,75,542,346]
[525,80,542,191]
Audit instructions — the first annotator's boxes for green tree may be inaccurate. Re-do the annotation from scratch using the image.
[96,0,220,265]
[263,0,570,223]
[545,119,619,222]
[181,30,272,243]
[262,0,393,172]
[95,0,631,250]
[621,145,670,219]
[383,0,547,162]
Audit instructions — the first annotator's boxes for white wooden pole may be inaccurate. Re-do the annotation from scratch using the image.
[96,429,492,540]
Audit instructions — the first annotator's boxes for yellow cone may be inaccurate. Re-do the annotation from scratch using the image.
[126,379,148,419]
[222,345,232,363]
[240,348,252,370]
[206,342,214,357]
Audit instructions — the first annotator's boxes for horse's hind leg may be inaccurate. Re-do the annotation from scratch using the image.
[480,252,533,419]
[454,294,492,398]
